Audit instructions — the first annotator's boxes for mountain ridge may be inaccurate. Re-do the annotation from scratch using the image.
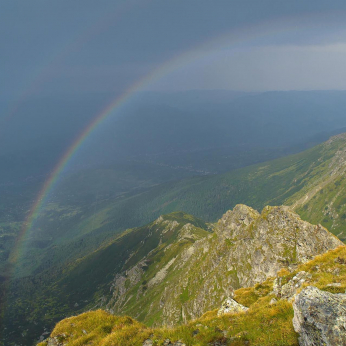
[103,204,342,327]
[38,244,346,346]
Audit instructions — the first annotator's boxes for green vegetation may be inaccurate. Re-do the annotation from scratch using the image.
[1,212,210,345]
[39,246,346,346]
[3,133,346,345]
[6,134,346,281]
[38,299,296,346]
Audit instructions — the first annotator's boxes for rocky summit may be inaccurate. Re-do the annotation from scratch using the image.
[105,204,342,327]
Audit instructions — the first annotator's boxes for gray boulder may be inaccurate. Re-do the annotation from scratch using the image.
[293,286,346,346]
[217,298,248,316]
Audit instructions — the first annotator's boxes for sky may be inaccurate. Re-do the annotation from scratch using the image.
[2,0,346,102]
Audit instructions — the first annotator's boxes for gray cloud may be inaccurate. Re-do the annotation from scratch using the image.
[1,0,346,102]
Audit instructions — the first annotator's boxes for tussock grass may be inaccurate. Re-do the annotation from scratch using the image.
[39,246,346,346]
[298,245,346,293]
[39,298,297,345]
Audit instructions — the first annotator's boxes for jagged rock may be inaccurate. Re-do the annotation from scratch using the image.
[293,286,346,346]
[163,339,172,346]
[217,298,248,316]
[107,205,343,327]
[273,271,312,300]
[217,204,260,238]
[143,339,153,346]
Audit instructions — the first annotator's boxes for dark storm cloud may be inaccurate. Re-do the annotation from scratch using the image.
[1,0,346,99]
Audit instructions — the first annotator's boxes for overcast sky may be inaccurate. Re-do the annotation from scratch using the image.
[2,0,346,102]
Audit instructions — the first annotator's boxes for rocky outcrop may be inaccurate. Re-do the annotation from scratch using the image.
[217,298,248,316]
[107,205,343,327]
[273,271,312,300]
[293,286,346,346]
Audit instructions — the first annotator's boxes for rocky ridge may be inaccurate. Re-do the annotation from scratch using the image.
[105,204,342,327]
[40,244,346,346]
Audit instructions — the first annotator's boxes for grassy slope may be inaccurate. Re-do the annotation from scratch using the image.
[39,245,346,346]
[15,133,346,279]
[85,133,346,241]
[1,212,210,345]
[4,134,346,345]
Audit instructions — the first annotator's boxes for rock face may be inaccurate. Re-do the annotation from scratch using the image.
[106,205,343,327]
[217,298,248,316]
[293,286,346,346]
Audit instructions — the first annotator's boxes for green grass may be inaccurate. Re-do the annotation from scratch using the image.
[39,245,346,346]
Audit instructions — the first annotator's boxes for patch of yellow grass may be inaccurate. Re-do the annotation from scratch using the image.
[40,246,346,346]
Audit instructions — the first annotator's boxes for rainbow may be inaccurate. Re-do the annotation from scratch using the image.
[10,10,339,270]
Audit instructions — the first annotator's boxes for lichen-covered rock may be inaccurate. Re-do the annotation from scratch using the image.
[217,298,248,316]
[273,271,312,300]
[293,286,346,346]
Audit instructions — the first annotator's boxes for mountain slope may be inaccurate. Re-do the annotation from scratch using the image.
[286,134,346,238]
[4,94,346,280]
[104,205,342,327]
[72,132,346,245]
[39,245,346,346]
[3,133,346,345]
[7,203,342,345]
[9,131,346,282]
[1,212,210,345]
